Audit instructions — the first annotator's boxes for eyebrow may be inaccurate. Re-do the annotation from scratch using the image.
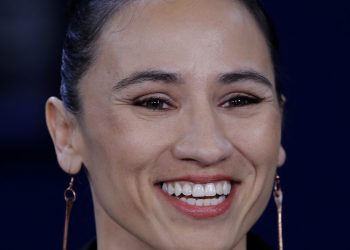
[112,69,273,91]
[112,70,181,91]
[218,70,273,88]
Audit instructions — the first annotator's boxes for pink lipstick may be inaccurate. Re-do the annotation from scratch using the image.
[157,176,237,219]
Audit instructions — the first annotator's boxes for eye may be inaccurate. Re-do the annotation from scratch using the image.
[221,94,262,108]
[133,96,173,111]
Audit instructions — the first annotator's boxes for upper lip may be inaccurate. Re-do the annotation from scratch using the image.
[156,175,237,184]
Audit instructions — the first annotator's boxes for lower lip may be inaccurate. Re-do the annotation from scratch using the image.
[158,185,236,219]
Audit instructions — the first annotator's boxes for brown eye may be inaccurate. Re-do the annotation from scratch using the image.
[222,95,262,108]
[133,97,172,110]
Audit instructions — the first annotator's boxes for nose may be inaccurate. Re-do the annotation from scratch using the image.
[172,108,234,166]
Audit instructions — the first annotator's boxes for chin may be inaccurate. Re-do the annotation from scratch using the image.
[156,231,241,250]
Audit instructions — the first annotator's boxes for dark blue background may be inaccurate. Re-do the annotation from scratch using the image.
[1,1,349,249]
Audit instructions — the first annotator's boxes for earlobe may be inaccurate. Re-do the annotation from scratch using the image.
[277,146,286,167]
[45,97,83,174]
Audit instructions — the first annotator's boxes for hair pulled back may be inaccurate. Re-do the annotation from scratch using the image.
[61,0,281,113]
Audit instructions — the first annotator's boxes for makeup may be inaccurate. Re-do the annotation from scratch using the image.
[158,176,237,219]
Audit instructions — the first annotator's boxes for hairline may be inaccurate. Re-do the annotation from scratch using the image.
[62,0,281,115]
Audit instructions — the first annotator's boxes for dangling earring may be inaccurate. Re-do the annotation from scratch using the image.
[63,177,77,250]
[273,174,284,250]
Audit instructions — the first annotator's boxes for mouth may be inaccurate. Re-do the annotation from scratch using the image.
[157,177,237,219]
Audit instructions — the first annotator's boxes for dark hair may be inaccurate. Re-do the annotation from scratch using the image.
[239,0,282,105]
[61,0,281,113]
[61,0,131,113]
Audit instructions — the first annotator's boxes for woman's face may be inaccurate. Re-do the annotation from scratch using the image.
[75,0,285,249]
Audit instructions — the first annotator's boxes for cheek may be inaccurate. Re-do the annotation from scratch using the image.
[80,108,175,179]
[225,110,282,229]
[232,109,281,203]
[108,116,176,173]
[79,110,172,220]
[230,110,282,171]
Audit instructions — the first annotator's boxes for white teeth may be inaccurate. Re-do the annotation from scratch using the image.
[218,196,225,203]
[204,183,216,196]
[174,183,182,196]
[178,195,226,206]
[195,199,204,206]
[187,198,196,205]
[193,184,205,197]
[223,182,231,195]
[182,183,192,196]
[162,183,168,192]
[203,199,211,206]
[210,198,219,206]
[215,182,224,195]
[161,181,232,202]
[167,183,175,195]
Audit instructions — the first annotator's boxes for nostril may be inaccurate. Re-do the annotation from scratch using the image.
[173,139,233,166]
[172,117,234,166]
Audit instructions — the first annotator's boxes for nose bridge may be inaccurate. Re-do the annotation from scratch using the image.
[173,101,233,166]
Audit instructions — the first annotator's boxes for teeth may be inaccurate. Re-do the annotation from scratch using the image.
[223,181,231,195]
[218,196,225,203]
[162,183,168,192]
[178,195,227,206]
[162,181,232,198]
[193,184,205,197]
[210,198,219,206]
[174,183,182,196]
[187,198,196,205]
[167,183,175,195]
[215,182,224,195]
[183,183,192,196]
[205,183,216,196]
[203,199,211,206]
[195,199,204,206]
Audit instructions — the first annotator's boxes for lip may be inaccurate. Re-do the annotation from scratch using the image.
[156,175,236,219]
[159,175,234,184]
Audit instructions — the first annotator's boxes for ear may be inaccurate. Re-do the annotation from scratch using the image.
[277,145,286,168]
[45,97,83,174]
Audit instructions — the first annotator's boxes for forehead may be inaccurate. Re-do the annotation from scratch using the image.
[93,0,273,82]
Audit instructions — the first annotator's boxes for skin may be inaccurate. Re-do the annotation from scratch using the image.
[46,0,286,249]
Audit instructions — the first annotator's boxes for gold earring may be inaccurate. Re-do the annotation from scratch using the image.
[273,174,284,250]
[63,177,77,250]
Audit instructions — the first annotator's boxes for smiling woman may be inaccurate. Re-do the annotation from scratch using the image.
[45,0,286,250]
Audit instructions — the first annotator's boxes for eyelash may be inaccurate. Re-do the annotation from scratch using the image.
[221,94,263,108]
[133,94,262,111]
[133,96,174,111]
